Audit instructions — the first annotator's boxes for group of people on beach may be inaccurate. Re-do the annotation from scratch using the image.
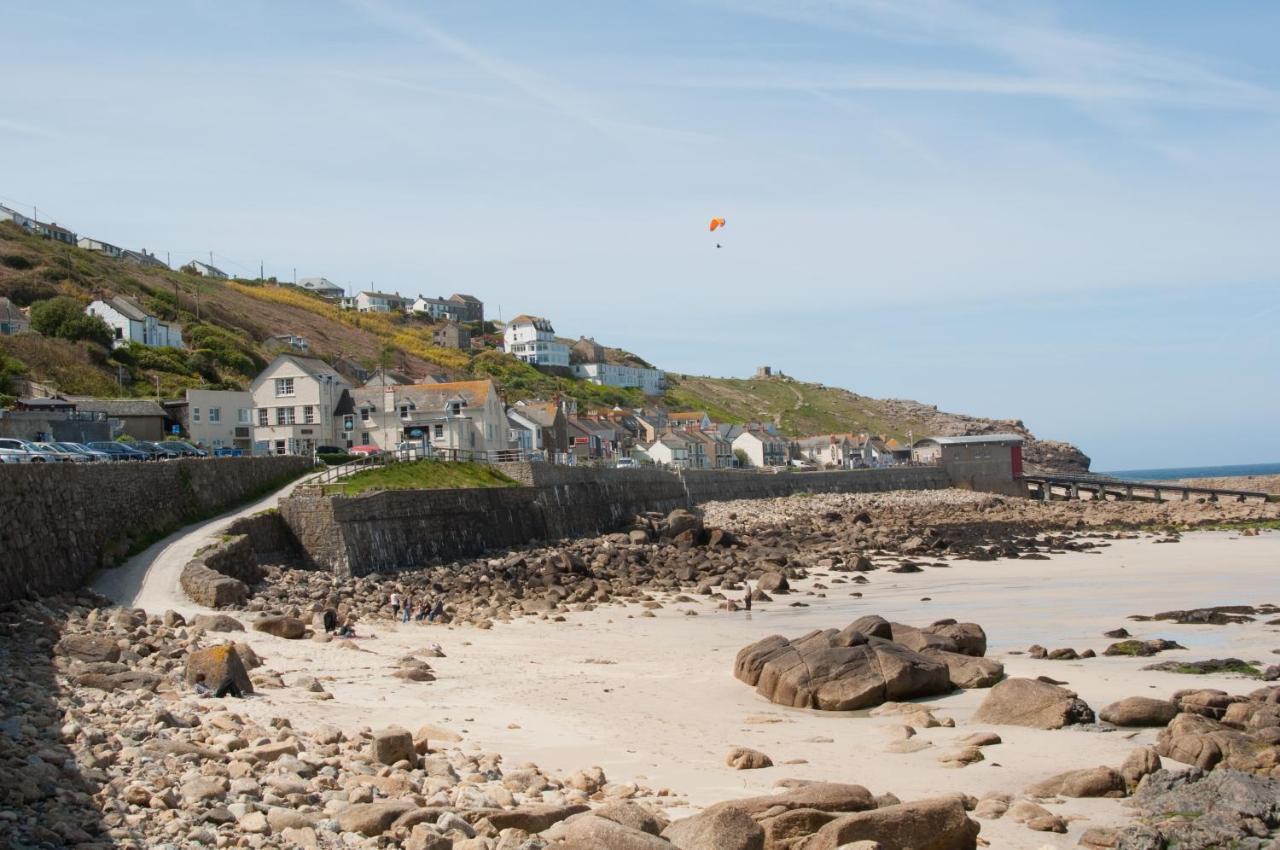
[389,591,444,624]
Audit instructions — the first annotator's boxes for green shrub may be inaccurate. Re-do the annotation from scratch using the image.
[29,297,113,347]
[317,452,355,465]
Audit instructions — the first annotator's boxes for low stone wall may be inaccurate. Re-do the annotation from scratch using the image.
[225,510,302,563]
[281,463,690,576]
[0,456,312,602]
[680,466,951,504]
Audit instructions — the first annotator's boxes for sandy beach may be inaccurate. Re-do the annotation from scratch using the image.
[208,528,1280,849]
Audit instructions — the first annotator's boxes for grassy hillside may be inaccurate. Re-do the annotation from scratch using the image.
[0,223,645,408]
[665,372,1091,472]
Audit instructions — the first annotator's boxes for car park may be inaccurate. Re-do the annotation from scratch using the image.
[0,438,52,462]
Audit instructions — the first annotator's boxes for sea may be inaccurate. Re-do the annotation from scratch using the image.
[1100,462,1280,481]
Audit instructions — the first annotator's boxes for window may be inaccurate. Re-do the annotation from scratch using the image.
[208,407,220,423]
[192,407,201,423]
[360,407,371,422]
[274,440,286,455]
[399,404,410,418]
[276,407,295,425]
[275,377,294,397]
[360,432,369,445]
[257,408,268,426]
[434,424,443,438]
[303,406,315,424]
[238,408,250,424]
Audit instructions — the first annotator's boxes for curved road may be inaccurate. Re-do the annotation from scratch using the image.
[90,470,321,616]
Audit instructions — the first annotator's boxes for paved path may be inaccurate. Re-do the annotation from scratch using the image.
[90,470,322,615]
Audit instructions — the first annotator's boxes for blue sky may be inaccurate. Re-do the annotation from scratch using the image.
[2,1,1277,469]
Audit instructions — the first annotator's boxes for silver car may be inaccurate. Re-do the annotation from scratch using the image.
[0,438,51,463]
[32,442,83,463]
[56,442,111,462]
[0,447,30,464]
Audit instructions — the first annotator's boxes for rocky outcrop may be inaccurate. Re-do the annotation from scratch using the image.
[801,796,980,850]
[1099,696,1179,727]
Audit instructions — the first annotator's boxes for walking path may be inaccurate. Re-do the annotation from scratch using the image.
[90,469,322,615]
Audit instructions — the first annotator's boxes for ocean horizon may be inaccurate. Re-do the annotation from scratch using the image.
[1100,462,1280,481]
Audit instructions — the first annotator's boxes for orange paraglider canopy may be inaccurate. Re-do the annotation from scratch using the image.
[709,217,726,232]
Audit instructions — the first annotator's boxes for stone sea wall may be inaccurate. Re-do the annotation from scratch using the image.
[280,463,953,577]
[0,456,311,602]
[680,466,950,503]
[281,464,690,577]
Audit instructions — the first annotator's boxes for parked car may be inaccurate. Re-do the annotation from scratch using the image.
[33,442,87,462]
[212,447,243,457]
[143,441,186,460]
[614,457,638,468]
[164,440,207,457]
[0,438,51,462]
[349,445,381,456]
[315,445,345,455]
[88,441,151,462]
[0,447,30,464]
[56,442,112,462]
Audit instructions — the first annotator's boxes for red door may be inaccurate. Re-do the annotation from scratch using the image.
[1011,445,1023,478]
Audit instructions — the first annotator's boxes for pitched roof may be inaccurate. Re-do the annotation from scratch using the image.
[65,397,167,417]
[514,400,561,427]
[449,293,482,304]
[354,379,496,412]
[104,295,151,322]
[274,354,344,379]
[359,291,409,301]
[0,296,23,321]
[917,434,1024,446]
[668,411,708,422]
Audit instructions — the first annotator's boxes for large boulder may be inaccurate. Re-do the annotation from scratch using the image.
[185,644,254,695]
[971,677,1094,729]
[371,727,416,766]
[702,783,876,818]
[252,615,306,639]
[1100,697,1179,727]
[925,621,988,657]
[661,807,764,850]
[335,801,416,837]
[735,629,952,711]
[560,814,675,849]
[191,613,244,632]
[56,634,121,663]
[1156,712,1279,773]
[726,747,773,770]
[923,649,1003,689]
[1026,766,1127,798]
[803,796,980,850]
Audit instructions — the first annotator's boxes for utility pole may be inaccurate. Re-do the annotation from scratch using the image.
[260,260,264,282]
[209,251,214,267]
[166,251,170,268]
[293,267,296,285]
[153,375,161,399]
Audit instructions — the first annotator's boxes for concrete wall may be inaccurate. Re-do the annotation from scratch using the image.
[0,456,311,602]
[279,462,951,577]
[680,466,951,504]
[0,411,111,443]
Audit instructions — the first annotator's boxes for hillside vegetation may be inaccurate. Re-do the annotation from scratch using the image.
[0,223,644,408]
[665,373,1090,472]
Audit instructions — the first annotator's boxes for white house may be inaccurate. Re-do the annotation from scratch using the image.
[346,379,511,457]
[184,260,228,279]
[296,277,345,300]
[410,296,463,322]
[250,355,352,455]
[645,433,693,468]
[503,315,570,367]
[732,428,791,468]
[0,204,34,229]
[354,291,411,313]
[77,237,123,258]
[173,389,253,451]
[86,295,184,349]
[571,363,665,395]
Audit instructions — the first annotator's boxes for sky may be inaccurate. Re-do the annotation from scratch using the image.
[2,0,1277,470]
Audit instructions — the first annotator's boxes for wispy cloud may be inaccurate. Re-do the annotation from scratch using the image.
[707,0,1280,113]
[342,0,707,143]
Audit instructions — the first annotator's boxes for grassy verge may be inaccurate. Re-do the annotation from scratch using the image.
[322,460,519,496]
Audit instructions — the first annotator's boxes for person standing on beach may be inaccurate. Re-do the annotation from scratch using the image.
[402,596,412,624]
[428,599,445,622]
[744,589,752,612]
[389,591,401,620]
